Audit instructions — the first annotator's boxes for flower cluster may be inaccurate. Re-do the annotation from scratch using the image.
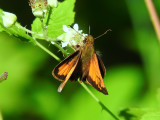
[56,23,88,48]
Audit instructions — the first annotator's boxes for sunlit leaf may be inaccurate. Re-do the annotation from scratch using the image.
[120,107,160,120]
[47,0,75,39]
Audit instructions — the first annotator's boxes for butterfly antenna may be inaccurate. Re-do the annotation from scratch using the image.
[94,29,112,40]
[69,25,84,37]
[89,25,91,35]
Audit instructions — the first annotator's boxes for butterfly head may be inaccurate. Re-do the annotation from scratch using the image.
[84,35,94,45]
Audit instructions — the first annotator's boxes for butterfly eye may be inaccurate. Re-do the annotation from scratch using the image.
[75,45,80,48]
[83,37,87,44]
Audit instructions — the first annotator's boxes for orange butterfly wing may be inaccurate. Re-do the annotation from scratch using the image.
[86,54,108,95]
[52,50,81,92]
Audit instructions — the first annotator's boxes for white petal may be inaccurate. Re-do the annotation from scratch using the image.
[48,0,58,8]
[51,41,55,44]
[57,33,65,40]
[78,30,83,33]
[32,10,43,18]
[73,23,79,31]
[71,40,77,46]
[62,41,69,48]
[63,25,69,32]
[83,33,88,37]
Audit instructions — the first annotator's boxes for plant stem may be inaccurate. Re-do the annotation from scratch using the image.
[35,41,61,62]
[15,22,45,39]
[145,0,160,43]
[53,43,68,57]
[79,81,99,102]
[79,81,120,120]
[35,41,119,120]
[15,22,35,34]
[15,22,59,42]
[46,7,53,26]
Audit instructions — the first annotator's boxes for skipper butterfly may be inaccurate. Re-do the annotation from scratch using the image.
[52,28,111,95]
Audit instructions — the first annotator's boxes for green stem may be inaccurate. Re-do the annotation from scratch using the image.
[15,22,59,42]
[40,18,47,38]
[15,22,45,39]
[15,22,35,34]
[46,7,53,26]
[79,81,120,120]
[53,43,68,57]
[79,81,99,102]
[35,41,61,62]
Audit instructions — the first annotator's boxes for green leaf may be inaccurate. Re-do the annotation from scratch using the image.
[0,9,35,44]
[120,108,160,120]
[31,18,42,33]
[31,18,43,39]
[47,0,75,39]
[1,23,35,44]
[141,112,160,120]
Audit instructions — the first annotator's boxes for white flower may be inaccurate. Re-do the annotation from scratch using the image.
[61,41,69,48]
[47,0,58,8]
[2,11,17,28]
[51,41,55,44]
[57,23,88,48]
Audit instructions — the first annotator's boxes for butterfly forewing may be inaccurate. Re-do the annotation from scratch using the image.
[52,50,81,92]
[86,54,108,95]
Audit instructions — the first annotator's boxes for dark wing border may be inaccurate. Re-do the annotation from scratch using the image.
[96,54,106,78]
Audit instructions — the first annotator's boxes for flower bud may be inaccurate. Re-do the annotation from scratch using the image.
[2,11,17,28]
[47,0,58,8]
[29,0,48,18]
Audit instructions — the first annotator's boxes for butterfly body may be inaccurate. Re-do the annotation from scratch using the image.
[52,35,108,95]
[80,35,95,81]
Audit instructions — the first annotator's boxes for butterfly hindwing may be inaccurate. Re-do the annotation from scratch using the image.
[96,54,106,78]
[86,53,108,95]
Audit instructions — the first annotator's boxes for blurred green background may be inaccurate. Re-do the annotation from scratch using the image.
[0,0,160,120]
